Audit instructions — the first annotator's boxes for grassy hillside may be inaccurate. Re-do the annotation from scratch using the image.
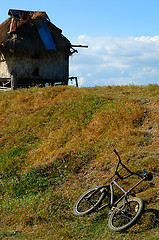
[0,85,158,240]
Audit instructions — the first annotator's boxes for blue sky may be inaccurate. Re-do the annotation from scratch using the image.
[1,0,159,87]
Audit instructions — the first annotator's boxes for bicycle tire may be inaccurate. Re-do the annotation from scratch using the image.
[73,186,107,216]
[108,197,144,231]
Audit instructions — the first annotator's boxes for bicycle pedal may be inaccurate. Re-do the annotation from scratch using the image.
[108,207,115,215]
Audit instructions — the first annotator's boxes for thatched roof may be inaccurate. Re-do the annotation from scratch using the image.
[0,9,71,56]
[0,17,11,44]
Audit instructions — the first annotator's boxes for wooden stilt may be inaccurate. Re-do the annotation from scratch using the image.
[11,71,17,90]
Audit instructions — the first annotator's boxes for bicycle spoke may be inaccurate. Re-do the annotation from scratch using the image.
[87,199,96,207]
[77,190,102,212]
[113,212,130,227]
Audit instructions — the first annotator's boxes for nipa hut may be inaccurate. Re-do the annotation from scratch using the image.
[0,9,78,90]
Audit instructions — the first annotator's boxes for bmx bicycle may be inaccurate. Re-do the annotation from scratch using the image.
[73,149,153,231]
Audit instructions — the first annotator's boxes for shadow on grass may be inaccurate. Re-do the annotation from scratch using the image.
[127,208,159,233]
[146,208,159,225]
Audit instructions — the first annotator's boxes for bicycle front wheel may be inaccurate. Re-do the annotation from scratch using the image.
[108,197,144,231]
[73,186,107,216]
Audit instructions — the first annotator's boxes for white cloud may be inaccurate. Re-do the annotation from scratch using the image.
[70,35,159,87]
[78,77,85,86]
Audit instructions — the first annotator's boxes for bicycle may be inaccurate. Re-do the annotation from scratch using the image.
[73,149,153,231]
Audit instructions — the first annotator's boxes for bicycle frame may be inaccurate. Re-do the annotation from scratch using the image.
[97,174,146,212]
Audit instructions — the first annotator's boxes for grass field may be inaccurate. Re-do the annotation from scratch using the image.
[0,85,159,239]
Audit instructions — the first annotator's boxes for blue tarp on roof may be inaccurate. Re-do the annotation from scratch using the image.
[37,20,56,50]
[9,9,20,18]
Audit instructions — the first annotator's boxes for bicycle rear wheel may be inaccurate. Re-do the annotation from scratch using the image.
[108,197,144,231]
[73,186,107,216]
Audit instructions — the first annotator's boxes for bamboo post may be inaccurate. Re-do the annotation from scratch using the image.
[11,71,17,90]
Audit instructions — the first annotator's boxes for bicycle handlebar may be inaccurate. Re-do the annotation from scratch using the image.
[113,149,121,161]
[113,149,142,179]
